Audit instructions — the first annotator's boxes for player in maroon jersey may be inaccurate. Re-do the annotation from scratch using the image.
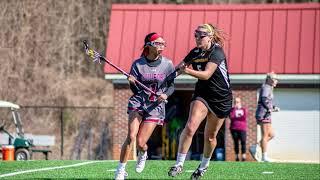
[115,32,175,180]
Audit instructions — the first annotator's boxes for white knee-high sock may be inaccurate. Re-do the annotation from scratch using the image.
[117,162,127,170]
[175,153,187,167]
[262,152,268,159]
[199,157,211,170]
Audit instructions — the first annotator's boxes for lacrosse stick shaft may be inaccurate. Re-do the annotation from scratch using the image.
[98,56,159,96]
[156,60,189,91]
[83,41,167,103]
[99,56,130,77]
[100,57,168,103]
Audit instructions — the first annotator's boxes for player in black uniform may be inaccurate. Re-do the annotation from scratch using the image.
[168,23,232,179]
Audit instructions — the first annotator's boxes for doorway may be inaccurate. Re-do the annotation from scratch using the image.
[147,90,225,161]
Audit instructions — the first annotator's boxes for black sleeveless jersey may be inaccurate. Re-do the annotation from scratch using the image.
[183,44,232,103]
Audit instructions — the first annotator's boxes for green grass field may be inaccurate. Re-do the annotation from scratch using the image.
[0,160,319,179]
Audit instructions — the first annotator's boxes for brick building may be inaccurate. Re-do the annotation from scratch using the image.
[106,3,320,161]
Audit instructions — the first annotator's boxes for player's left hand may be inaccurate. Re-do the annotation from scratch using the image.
[182,66,192,74]
[176,62,187,74]
[177,61,186,69]
[157,94,168,102]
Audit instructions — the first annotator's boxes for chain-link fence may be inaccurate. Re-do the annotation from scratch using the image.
[0,106,114,160]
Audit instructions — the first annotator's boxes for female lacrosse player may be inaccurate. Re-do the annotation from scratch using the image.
[249,72,280,162]
[168,23,232,179]
[114,32,175,180]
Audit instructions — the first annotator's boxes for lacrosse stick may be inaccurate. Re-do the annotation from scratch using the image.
[83,40,167,103]
[157,48,205,91]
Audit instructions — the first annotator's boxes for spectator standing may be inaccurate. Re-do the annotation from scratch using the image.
[229,97,247,161]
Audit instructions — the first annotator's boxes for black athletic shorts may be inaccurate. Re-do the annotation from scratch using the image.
[191,91,232,119]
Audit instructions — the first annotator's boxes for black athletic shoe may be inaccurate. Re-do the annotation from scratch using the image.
[168,165,183,177]
[190,166,208,180]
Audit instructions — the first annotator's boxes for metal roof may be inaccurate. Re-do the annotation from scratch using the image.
[105,3,320,75]
[105,74,320,85]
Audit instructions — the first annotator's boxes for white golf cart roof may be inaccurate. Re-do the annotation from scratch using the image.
[0,100,20,109]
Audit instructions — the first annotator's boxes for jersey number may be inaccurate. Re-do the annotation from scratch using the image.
[196,64,202,71]
[149,83,158,102]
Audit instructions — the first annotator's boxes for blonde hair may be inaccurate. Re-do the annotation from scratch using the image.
[265,71,278,83]
[198,23,226,47]
[266,72,278,79]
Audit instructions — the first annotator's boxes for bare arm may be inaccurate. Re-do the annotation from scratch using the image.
[183,62,217,80]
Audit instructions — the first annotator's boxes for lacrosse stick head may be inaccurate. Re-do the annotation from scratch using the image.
[83,40,89,51]
[82,40,102,64]
[83,40,91,55]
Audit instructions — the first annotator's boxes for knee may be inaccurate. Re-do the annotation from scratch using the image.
[184,124,197,137]
[136,138,145,150]
[262,131,269,139]
[262,135,268,141]
[269,132,275,139]
[126,134,136,145]
[204,133,217,143]
[241,140,246,146]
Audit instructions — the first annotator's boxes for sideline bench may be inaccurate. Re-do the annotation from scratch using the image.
[31,148,52,160]
[25,134,55,160]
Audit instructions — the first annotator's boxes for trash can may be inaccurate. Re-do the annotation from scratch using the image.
[215,148,225,161]
[2,145,15,161]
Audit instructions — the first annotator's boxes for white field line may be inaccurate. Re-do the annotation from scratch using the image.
[185,170,195,173]
[274,160,320,164]
[0,161,102,178]
[106,169,116,172]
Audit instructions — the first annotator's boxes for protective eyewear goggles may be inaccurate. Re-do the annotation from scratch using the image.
[146,41,166,47]
[194,30,211,39]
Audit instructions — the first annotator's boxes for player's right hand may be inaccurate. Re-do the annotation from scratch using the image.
[127,75,136,85]
[157,94,168,103]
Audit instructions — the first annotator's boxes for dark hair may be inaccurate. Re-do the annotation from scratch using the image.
[144,32,157,45]
[141,32,157,57]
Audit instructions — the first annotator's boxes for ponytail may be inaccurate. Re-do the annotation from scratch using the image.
[201,23,227,47]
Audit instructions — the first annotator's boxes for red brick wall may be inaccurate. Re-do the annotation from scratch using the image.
[111,84,134,160]
[111,84,259,161]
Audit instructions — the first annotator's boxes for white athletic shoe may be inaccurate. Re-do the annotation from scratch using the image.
[136,151,148,173]
[114,168,128,180]
[249,144,262,162]
[262,156,274,163]
[256,145,262,162]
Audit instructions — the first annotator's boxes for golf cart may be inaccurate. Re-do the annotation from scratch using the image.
[0,100,51,160]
